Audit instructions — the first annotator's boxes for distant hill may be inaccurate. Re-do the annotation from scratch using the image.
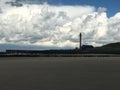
[101,42,120,48]
[96,42,120,50]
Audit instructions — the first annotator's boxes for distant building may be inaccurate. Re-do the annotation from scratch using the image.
[81,45,94,50]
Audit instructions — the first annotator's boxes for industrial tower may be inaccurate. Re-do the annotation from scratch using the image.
[79,33,82,49]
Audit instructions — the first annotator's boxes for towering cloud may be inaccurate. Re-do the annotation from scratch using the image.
[0,0,120,49]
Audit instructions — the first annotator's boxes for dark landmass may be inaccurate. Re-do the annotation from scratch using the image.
[95,42,120,50]
[91,42,120,54]
[0,42,120,56]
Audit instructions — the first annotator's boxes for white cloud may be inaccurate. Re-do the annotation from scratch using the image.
[0,1,120,49]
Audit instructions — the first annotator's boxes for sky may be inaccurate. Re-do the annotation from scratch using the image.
[46,0,120,17]
[0,0,120,50]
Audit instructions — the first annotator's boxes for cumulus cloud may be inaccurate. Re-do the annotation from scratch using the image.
[97,7,106,15]
[0,0,120,49]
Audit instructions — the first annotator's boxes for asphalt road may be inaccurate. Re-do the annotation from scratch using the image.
[0,57,120,90]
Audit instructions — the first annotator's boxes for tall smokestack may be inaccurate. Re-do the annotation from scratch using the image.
[79,33,82,49]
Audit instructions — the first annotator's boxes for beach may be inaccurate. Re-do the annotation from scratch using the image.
[0,57,120,90]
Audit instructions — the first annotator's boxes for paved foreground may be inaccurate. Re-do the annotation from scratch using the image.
[0,57,120,90]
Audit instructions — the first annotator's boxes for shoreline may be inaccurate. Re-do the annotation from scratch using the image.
[0,54,120,57]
